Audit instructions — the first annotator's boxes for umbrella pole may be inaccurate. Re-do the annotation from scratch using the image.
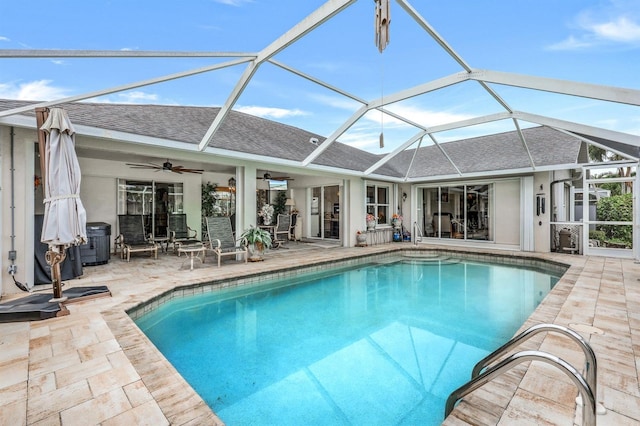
[46,245,68,302]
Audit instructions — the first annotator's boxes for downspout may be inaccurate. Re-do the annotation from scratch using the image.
[550,171,583,222]
[8,127,31,291]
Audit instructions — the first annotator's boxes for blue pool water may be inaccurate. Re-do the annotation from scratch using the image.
[136,257,561,425]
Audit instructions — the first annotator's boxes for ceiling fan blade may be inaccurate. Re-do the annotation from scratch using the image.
[172,166,204,174]
[126,162,162,170]
[271,176,293,181]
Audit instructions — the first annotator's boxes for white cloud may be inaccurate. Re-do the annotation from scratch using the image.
[547,35,596,51]
[548,2,640,50]
[591,16,640,42]
[0,80,69,101]
[0,36,9,42]
[85,91,160,104]
[236,105,308,119]
[117,91,159,103]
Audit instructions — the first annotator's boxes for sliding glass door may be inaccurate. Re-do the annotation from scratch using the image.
[418,183,493,241]
[117,179,184,237]
[310,185,340,240]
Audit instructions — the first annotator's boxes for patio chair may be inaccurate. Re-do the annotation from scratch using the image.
[168,213,201,253]
[116,215,158,262]
[273,214,291,248]
[205,216,248,267]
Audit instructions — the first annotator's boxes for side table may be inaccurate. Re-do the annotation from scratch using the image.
[177,245,205,270]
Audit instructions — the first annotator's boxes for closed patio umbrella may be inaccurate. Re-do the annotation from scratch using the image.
[37,107,87,302]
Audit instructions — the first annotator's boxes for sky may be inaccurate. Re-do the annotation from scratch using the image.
[0,0,638,154]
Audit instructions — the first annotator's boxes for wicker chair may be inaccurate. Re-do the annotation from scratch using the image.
[116,215,158,262]
[205,216,248,267]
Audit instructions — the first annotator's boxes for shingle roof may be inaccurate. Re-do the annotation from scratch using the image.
[384,126,583,179]
[0,99,584,180]
[0,99,401,175]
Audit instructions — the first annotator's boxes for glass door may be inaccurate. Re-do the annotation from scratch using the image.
[310,185,340,240]
[117,179,184,238]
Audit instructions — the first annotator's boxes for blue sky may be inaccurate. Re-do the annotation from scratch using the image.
[0,0,638,154]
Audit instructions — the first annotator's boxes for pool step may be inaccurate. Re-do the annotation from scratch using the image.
[402,255,460,265]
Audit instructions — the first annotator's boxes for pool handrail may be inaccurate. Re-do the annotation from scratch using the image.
[445,350,596,426]
[412,221,423,245]
[471,323,597,400]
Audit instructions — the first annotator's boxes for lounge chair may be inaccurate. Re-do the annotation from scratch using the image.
[273,214,291,248]
[116,215,158,262]
[168,213,201,253]
[205,216,247,267]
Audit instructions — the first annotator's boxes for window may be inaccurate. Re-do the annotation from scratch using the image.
[366,184,390,225]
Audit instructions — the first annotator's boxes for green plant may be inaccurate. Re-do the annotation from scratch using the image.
[240,225,272,249]
[596,193,632,245]
[273,191,287,217]
[588,230,606,244]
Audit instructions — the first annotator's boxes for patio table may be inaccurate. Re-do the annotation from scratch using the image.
[177,245,205,270]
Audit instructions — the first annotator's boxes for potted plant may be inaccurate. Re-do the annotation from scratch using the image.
[356,230,367,246]
[366,213,376,230]
[240,225,272,261]
[391,213,403,229]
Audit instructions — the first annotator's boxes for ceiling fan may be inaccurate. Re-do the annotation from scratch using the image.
[257,172,294,181]
[126,160,204,174]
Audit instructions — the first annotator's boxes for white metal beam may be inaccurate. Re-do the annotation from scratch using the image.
[0,58,252,118]
[396,0,472,72]
[396,1,514,113]
[197,0,357,151]
[364,131,427,175]
[301,104,369,166]
[555,129,639,161]
[0,49,256,58]
[368,71,470,109]
[512,111,640,147]
[513,118,536,169]
[422,111,512,134]
[270,58,430,131]
[470,69,640,106]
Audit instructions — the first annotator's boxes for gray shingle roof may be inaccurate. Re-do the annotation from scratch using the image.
[0,99,584,180]
[384,126,583,179]
[0,99,395,174]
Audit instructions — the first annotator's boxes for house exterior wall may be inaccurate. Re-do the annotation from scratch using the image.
[1,126,35,296]
[533,172,552,253]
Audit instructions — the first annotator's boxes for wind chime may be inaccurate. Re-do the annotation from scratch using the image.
[374,0,390,53]
[374,0,390,148]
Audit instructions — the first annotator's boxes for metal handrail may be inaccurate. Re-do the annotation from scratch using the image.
[445,350,596,426]
[413,221,423,245]
[472,323,597,401]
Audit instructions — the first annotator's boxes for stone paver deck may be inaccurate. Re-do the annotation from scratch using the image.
[1,243,639,425]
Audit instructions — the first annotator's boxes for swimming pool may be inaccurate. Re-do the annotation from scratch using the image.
[136,255,562,425]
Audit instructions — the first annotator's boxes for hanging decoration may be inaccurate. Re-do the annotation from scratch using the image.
[375,0,390,147]
[374,0,391,53]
